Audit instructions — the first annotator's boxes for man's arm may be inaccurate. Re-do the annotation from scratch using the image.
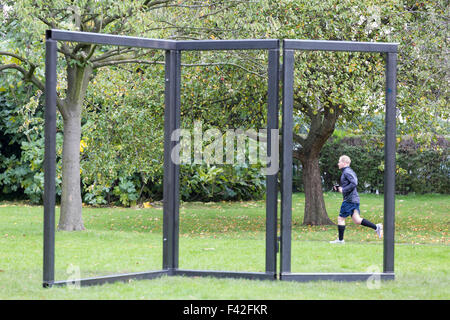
[341,171,358,194]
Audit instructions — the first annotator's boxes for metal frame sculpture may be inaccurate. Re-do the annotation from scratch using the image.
[43,30,398,288]
[280,39,398,282]
[43,29,279,287]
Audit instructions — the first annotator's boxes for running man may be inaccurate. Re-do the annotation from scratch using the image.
[330,155,383,244]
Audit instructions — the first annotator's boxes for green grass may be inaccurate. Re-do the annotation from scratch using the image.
[0,193,448,299]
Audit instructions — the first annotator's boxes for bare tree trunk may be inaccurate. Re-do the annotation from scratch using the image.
[293,105,340,226]
[57,63,92,231]
[58,113,85,231]
[301,155,334,225]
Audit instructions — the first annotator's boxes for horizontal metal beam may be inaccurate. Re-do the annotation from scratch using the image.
[175,39,279,51]
[46,30,278,51]
[45,270,394,287]
[46,270,169,288]
[47,30,398,53]
[173,269,276,281]
[280,272,395,282]
[283,39,398,53]
[46,29,177,50]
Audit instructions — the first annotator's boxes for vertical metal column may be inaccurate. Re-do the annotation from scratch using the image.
[163,50,181,271]
[173,50,181,270]
[384,52,397,273]
[265,48,279,275]
[43,38,57,287]
[280,48,294,274]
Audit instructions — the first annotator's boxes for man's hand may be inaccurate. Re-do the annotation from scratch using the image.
[338,187,343,193]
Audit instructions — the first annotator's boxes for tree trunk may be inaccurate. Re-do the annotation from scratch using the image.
[58,113,85,231]
[301,155,334,225]
[57,62,92,231]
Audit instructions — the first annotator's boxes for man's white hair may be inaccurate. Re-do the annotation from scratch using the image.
[339,155,351,165]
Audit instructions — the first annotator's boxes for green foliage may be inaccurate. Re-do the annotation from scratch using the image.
[319,136,385,193]
[180,164,266,202]
[180,51,268,130]
[80,64,165,206]
[293,135,450,194]
[259,0,448,138]
[0,87,63,203]
[1,0,448,207]
[395,136,449,194]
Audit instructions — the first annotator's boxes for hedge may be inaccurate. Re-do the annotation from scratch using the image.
[293,135,449,195]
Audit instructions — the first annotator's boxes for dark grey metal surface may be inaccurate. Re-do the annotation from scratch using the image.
[265,49,279,274]
[47,29,176,50]
[176,39,279,51]
[280,49,294,274]
[51,270,169,287]
[47,30,278,51]
[163,50,181,271]
[43,39,57,288]
[281,272,395,282]
[173,269,276,280]
[162,50,172,270]
[283,39,398,53]
[384,52,397,273]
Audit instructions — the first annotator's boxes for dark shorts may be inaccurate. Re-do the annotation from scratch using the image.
[339,201,360,218]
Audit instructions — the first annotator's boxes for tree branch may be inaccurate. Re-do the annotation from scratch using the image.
[293,133,306,146]
[143,0,172,7]
[93,59,164,69]
[93,58,265,77]
[0,63,66,111]
[37,15,55,28]
[0,51,30,65]
[182,62,264,77]
[294,95,314,119]
[91,48,138,63]
[198,4,239,20]
[85,44,98,61]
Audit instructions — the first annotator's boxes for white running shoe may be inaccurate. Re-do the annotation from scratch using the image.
[329,239,345,244]
[376,224,383,239]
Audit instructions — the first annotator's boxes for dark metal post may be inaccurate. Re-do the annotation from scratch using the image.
[173,50,181,270]
[43,38,57,287]
[163,50,171,270]
[384,52,397,273]
[280,49,294,275]
[163,50,181,271]
[265,48,279,275]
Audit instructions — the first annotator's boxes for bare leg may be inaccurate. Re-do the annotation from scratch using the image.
[351,210,363,225]
[352,210,382,238]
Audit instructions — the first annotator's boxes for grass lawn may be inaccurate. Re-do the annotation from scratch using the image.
[0,193,448,299]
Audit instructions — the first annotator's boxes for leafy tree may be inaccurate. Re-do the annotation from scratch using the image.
[228,0,448,224]
[0,0,249,230]
[80,50,269,205]
[0,85,64,202]
[1,0,447,229]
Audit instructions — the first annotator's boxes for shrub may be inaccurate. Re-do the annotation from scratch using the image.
[297,135,450,195]
[180,164,266,202]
